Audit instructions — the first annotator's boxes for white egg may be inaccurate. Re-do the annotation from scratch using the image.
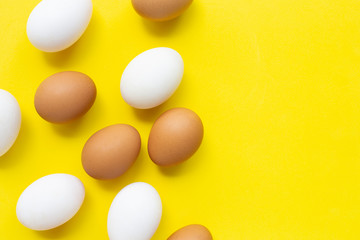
[0,89,21,157]
[16,174,85,231]
[120,47,184,109]
[107,182,162,240]
[26,0,93,52]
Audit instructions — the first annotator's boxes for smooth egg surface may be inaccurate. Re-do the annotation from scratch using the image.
[107,182,162,240]
[26,0,93,52]
[34,71,96,123]
[16,174,85,231]
[148,108,204,166]
[120,47,184,109]
[131,0,193,21]
[168,224,213,240]
[81,124,141,180]
[0,89,21,157]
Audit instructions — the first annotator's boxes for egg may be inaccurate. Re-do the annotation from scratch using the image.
[168,224,213,240]
[108,182,162,240]
[131,0,193,22]
[120,47,184,109]
[26,0,93,52]
[16,174,85,231]
[148,108,203,166]
[82,124,141,180]
[0,90,21,157]
[34,71,96,123]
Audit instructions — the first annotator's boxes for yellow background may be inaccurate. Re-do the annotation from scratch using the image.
[1,0,360,239]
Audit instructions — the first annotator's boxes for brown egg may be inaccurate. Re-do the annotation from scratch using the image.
[82,124,141,180]
[131,0,193,22]
[168,224,213,240]
[148,108,203,166]
[34,71,96,123]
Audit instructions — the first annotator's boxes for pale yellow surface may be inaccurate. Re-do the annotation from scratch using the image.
[1,0,360,239]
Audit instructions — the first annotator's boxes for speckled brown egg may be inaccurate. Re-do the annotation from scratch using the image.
[34,71,96,123]
[168,224,213,240]
[131,0,193,22]
[148,108,203,166]
[82,124,141,180]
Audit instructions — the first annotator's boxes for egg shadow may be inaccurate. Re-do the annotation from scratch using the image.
[50,117,86,137]
[35,193,90,239]
[157,160,190,177]
[42,9,101,67]
[0,114,30,168]
[132,104,168,123]
[42,43,77,68]
[140,1,200,37]
[35,218,73,239]
[94,177,129,194]
[141,17,181,37]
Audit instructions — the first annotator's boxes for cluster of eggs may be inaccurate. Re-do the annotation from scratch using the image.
[1,0,213,239]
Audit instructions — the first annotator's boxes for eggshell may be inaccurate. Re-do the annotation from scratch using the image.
[16,174,85,231]
[168,224,213,240]
[131,0,193,22]
[0,89,21,157]
[34,71,96,123]
[107,182,162,240]
[148,108,203,166]
[82,124,141,180]
[26,0,93,52]
[120,47,184,109]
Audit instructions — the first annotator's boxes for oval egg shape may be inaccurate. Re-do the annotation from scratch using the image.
[82,124,141,180]
[131,0,193,22]
[148,108,203,166]
[120,47,184,109]
[168,224,213,240]
[34,71,96,123]
[0,89,21,157]
[26,0,93,52]
[108,182,162,240]
[16,174,85,231]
